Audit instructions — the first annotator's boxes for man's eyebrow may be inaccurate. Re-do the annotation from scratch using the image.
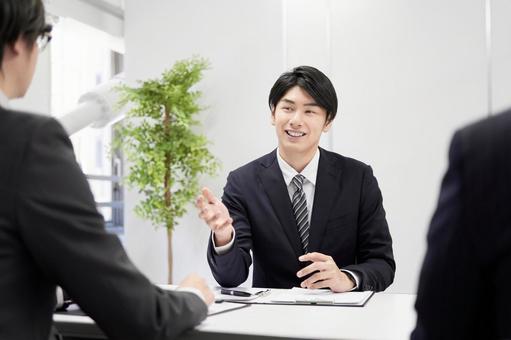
[281,99,295,105]
[280,98,320,107]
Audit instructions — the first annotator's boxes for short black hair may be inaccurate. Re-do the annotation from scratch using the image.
[0,0,49,66]
[268,66,338,124]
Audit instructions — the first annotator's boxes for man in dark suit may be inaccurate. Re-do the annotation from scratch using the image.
[197,66,395,292]
[412,111,511,340]
[0,1,213,339]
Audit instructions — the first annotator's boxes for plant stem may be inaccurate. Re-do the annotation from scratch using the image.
[167,227,173,284]
[163,106,173,283]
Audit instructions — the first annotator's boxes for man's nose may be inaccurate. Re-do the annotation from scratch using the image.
[289,111,304,127]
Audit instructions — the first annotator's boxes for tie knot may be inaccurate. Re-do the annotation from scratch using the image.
[292,174,305,190]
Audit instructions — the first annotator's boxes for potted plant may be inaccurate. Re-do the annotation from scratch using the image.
[113,57,219,283]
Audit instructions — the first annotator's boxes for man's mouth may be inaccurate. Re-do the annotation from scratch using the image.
[285,130,306,137]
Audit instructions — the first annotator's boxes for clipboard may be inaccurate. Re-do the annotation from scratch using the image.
[222,287,375,307]
[267,288,375,307]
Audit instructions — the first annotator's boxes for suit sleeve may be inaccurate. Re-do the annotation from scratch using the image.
[16,118,207,340]
[207,171,253,287]
[343,165,396,291]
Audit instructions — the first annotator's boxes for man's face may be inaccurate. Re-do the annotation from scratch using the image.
[271,85,332,157]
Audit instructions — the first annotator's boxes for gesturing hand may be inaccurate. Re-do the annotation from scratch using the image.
[296,252,355,293]
[195,187,234,246]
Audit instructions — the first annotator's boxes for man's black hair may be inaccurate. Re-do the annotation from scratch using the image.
[268,66,338,124]
[0,0,49,66]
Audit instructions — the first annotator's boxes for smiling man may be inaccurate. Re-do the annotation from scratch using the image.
[197,66,395,292]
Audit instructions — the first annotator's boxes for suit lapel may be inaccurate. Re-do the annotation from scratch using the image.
[258,150,303,259]
[308,148,343,252]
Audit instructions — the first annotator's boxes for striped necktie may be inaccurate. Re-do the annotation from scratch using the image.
[291,174,309,253]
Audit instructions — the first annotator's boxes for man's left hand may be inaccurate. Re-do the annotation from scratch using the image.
[297,252,355,293]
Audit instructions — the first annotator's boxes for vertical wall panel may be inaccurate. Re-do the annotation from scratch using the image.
[330,0,487,293]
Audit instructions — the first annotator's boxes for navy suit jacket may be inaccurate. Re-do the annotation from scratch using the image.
[208,148,395,291]
[412,110,511,339]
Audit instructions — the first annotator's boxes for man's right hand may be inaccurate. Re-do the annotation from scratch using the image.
[196,187,234,247]
[178,274,215,305]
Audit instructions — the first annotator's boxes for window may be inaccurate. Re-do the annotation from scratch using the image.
[51,17,125,234]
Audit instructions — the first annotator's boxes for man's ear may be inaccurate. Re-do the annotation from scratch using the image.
[3,37,26,62]
[12,37,27,56]
[323,119,333,132]
[271,109,276,126]
[2,41,20,62]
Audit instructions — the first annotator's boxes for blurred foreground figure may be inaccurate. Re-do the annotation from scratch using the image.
[0,1,212,339]
[412,109,511,340]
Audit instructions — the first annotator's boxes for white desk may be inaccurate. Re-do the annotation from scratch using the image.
[54,293,417,340]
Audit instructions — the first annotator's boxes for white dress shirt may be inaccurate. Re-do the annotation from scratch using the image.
[0,90,10,108]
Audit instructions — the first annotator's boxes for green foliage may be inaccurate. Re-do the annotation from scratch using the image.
[113,57,219,230]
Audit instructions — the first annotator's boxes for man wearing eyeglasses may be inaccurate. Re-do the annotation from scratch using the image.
[0,1,213,339]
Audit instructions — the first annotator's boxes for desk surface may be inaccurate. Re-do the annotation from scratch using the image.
[54,292,417,340]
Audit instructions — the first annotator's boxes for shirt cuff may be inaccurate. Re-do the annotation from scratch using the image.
[55,287,64,308]
[176,287,206,304]
[212,229,235,255]
[341,270,360,291]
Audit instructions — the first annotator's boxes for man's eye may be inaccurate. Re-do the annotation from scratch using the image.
[282,107,292,112]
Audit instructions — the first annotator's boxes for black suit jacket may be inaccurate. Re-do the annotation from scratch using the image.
[208,148,395,291]
[412,110,511,339]
[0,108,207,340]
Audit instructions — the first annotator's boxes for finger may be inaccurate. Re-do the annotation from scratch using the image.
[199,210,213,222]
[202,187,219,204]
[296,262,323,277]
[300,271,329,288]
[299,252,331,263]
[308,279,333,290]
[198,206,212,220]
[196,195,206,209]
[205,212,220,226]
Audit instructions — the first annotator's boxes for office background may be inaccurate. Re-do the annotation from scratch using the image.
[12,0,511,294]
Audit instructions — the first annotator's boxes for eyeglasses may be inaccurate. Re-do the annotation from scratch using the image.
[36,31,52,52]
[35,24,53,52]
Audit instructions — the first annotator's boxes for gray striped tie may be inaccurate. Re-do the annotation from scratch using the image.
[291,174,309,253]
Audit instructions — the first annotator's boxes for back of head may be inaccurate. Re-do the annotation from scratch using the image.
[0,0,47,66]
[268,65,338,124]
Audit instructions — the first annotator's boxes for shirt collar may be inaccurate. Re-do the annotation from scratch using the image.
[276,147,320,187]
[0,90,9,108]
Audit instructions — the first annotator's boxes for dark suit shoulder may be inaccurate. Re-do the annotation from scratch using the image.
[458,109,511,156]
[0,108,64,197]
[228,149,278,177]
[228,148,373,177]
[319,148,372,173]
[0,107,58,137]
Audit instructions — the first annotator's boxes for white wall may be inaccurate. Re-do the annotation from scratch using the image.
[491,0,511,113]
[123,0,504,293]
[329,0,487,293]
